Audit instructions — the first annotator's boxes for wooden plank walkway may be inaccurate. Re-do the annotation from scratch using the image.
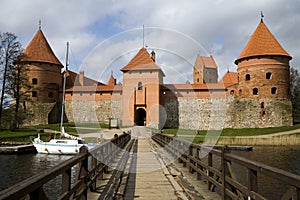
[88,127,221,199]
[124,138,179,199]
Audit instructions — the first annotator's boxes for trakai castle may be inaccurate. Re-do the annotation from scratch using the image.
[21,18,293,130]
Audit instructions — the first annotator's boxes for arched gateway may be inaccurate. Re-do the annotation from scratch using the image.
[135,108,146,126]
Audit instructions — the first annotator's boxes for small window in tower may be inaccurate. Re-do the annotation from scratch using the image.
[32,91,38,97]
[197,78,199,82]
[32,78,38,85]
[271,87,277,94]
[48,92,53,98]
[230,90,234,95]
[138,82,142,90]
[266,72,272,80]
[246,74,250,81]
[253,88,258,95]
[261,102,265,108]
[239,89,242,95]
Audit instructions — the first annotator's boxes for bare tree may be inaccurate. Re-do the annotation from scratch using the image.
[0,32,23,128]
[290,67,300,124]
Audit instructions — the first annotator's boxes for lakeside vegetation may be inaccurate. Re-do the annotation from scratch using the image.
[0,122,109,143]
[1,123,300,145]
[162,124,300,145]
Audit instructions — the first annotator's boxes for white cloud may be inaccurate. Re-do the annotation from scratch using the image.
[0,0,299,83]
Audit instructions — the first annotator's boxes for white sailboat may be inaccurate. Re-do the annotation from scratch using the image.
[32,42,98,154]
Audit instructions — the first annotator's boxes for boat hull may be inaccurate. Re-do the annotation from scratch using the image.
[33,142,83,154]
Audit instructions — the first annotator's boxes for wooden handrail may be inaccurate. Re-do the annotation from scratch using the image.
[152,133,300,200]
[0,131,131,200]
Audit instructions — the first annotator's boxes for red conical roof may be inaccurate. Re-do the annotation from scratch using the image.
[235,21,292,64]
[121,48,163,73]
[22,29,63,67]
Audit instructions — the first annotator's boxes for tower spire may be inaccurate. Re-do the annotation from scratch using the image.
[260,11,264,22]
[142,24,145,47]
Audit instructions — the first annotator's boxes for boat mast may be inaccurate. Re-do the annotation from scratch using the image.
[60,42,69,134]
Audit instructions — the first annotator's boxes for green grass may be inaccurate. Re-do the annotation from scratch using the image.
[162,124,300,137]
[0,122,110,143]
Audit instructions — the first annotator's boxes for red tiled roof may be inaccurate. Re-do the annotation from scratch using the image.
[220,71,238,85]
[65,70,104,88]
[194,55,218,69]
[22,29,63,66]
[162,83,232,91]
[65,85,122,92]
[235,21,292,64]
[121,48,163,74]
[107,75,116,86]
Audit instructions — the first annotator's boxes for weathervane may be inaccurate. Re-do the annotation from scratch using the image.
[142,24,145,47]
[39,20,42,30]
[260,11,264,22]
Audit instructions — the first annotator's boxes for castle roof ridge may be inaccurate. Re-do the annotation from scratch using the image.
[235,21,292,64]
[121,47,164,75]
[22,29,63,66]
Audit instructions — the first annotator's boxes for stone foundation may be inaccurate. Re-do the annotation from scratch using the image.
[65,100,122,124]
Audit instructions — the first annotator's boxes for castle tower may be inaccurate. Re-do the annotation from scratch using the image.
[234,19,293,127]
[235,20,292,99]
[22,28,63,103]
[193,55,218,84]
[121,48,164,129]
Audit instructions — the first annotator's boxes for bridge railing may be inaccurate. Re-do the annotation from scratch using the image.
[0,131,131,200]
[152,133,300,200]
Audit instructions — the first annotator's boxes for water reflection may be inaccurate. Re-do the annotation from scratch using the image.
[232,146,300,199]
[0,153,72,192]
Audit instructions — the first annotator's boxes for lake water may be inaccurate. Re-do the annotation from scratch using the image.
[0,146,299,199]
[0,153,72,199]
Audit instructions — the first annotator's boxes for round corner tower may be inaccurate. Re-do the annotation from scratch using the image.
[22,28,63,103]
[235,20,292,100]
[234,19,293,127]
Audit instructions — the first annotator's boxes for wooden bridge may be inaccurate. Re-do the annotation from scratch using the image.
[1,127,300,200]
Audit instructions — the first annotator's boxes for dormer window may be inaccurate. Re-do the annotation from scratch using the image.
[138,82,142,90]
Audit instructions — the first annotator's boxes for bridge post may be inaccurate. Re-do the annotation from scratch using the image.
[221,146,230,200]
[207,152,213,191]
[247,168,258,193]
[62,168,71,195]
[75,146,89,199]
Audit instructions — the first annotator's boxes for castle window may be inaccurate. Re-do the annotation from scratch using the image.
[239,89,242,95]
[197,78,199,82]
[262,111,266,116]
[32,78,38,85]
[230,90,234,95]
[246,74,250,81]
[48,92,53,98]
[253,88,258,95]
[32,91,38,97]
[261,102,265,108]
[138,82,142,90]
[271,87,277,94]
[266,72,272,80]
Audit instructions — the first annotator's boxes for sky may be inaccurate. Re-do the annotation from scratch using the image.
[1,0,299,84]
